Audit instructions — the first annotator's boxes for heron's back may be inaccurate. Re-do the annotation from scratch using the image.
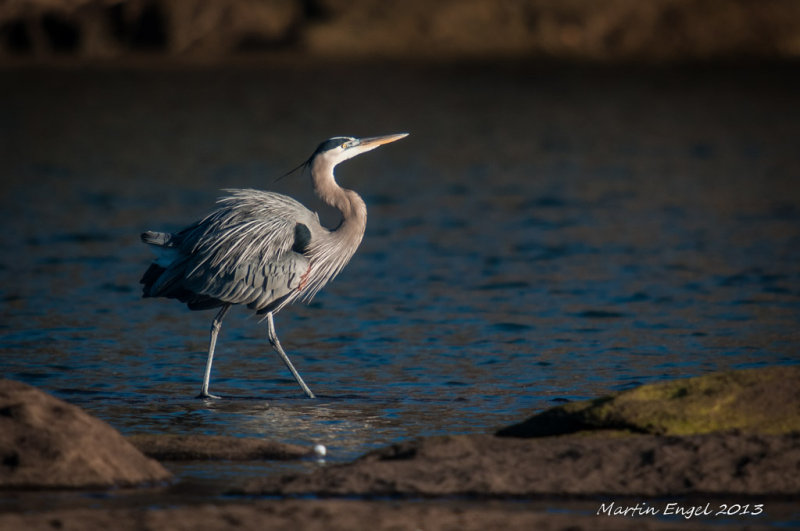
[141,189,322,313]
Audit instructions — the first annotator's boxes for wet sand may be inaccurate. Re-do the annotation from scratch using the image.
[0,498,788,531]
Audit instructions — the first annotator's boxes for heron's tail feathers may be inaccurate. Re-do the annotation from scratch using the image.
[141,230,172,247]
[140,263,166,296]
[140,233,224,311]
[140,230,180,294]
[140,261,223,311]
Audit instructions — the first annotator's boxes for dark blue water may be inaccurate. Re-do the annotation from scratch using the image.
[1,64,799,502]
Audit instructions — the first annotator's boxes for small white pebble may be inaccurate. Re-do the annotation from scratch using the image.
[313,444,327,457]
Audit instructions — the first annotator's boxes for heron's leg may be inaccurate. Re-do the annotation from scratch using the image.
[198,304,231,399]
[266,312,315,398]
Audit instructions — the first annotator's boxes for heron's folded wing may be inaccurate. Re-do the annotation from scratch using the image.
[184,250,309,311]
[176,192,317,309]
[145,189,319,310]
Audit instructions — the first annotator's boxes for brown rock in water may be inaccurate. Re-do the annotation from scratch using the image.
[0,379,172,489]
[244,431,800,498]
[128,433,311,461]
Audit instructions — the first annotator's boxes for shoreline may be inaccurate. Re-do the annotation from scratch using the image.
[2,366,799,528]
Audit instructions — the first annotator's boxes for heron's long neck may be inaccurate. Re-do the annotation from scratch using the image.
[298,156,367,300]
[311,159,367,243]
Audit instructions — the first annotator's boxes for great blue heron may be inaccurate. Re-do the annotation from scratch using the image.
[140,133,408,399]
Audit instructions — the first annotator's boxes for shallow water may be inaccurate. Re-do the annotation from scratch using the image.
[1,63,799,516]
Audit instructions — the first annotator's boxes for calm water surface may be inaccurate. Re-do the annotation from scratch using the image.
[1,63,799,514]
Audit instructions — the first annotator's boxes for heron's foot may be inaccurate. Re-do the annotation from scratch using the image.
[197,391,221,399]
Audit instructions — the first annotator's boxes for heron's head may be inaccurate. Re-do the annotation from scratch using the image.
[310,133,409,167]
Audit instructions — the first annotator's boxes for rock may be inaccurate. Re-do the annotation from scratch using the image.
[0,379,172,489]
[241,367,800,498]
[0,498,745,531]
[128,434,311,461]
[242,431,800,497]
[497,366,800,438]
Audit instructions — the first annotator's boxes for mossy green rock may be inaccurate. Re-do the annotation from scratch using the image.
[497,366,800,438]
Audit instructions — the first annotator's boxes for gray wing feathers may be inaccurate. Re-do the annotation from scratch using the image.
[184,253,309,310]
[145,189,318,312]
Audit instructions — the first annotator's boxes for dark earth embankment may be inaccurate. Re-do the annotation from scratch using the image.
[2,0,800,63]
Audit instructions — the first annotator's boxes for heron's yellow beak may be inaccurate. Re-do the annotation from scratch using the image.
[337,133,408,162]
[357,133,409,148]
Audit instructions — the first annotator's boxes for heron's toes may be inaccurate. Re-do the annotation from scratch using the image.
[197,391,221,399]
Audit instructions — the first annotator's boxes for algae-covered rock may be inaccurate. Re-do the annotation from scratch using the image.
[497,366,800,438]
